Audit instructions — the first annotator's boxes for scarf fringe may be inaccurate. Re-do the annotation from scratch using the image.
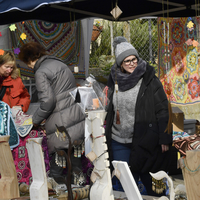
[116,110,120,124]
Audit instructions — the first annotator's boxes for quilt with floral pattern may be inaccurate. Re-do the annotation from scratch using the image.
[158,17,200,121]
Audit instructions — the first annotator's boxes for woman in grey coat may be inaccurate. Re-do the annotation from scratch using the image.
[19,42,85,184]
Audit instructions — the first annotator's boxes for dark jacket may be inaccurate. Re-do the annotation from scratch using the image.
[32,55,85,155]
[105,63,172,174]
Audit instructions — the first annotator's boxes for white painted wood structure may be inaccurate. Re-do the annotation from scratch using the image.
[26,137,48,200]
[112,160,143,200]
[86,110,114,200]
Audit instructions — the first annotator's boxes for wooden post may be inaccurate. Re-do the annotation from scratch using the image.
[0,135,20,199]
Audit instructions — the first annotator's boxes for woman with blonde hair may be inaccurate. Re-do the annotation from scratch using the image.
[0,50,30,112]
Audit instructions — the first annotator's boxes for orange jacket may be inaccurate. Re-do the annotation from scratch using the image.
[1,76,31,112]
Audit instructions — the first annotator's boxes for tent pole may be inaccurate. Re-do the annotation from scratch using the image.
[51,5,113,20]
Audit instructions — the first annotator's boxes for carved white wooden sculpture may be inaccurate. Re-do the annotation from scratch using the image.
[86,110,114,200]
[112,161,143,200]
[26,137,48,200]
[150,170,186,200]
[0,135,20,199]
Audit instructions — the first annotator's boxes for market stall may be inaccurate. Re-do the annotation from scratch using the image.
[0,1,200,200]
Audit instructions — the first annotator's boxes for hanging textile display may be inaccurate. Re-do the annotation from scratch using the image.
[10,20,85,79]
[12,129,50,185]
[158,17,200,121]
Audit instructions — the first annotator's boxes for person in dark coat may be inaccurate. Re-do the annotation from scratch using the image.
[105,36,172,196]
[18,42,85,185]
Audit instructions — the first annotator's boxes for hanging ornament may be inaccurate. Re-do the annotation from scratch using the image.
[9,24,17,31]
[110,4,122,19]
[187,21,194,31]
[14,48,20,55]
[20,33,27,40]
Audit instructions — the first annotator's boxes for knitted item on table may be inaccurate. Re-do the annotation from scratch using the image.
[173,131,190,141]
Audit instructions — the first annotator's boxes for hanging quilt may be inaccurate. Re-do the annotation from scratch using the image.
[158,17,200,121]
[10,20,85,79]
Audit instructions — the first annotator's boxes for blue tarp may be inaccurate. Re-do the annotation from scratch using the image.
[0,0,71,13]
[0,0,74,25]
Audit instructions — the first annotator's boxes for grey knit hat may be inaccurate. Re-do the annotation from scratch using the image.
[113,36,139,66]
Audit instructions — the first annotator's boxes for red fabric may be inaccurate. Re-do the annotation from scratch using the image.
[1,76,30,112]
[12,129,50,185]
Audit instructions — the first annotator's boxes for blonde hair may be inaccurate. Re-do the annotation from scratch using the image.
[0,51,19,79]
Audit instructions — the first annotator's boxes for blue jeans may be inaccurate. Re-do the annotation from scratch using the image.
[111,139,132,191]
[111,140,166,196]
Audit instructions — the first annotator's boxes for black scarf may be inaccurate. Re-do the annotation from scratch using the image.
[111,58,147,91]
